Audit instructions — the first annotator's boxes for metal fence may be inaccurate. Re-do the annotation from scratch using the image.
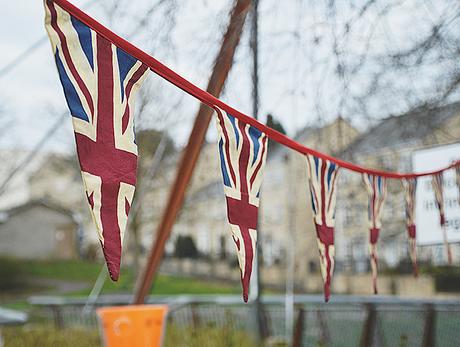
[28,294,460,346]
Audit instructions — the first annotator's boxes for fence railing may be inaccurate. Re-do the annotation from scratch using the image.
[28,294,460,347]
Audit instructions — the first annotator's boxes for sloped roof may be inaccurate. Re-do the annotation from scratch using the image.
[342,102,460,157]
[0,199,77,223]
[267,117,358,160]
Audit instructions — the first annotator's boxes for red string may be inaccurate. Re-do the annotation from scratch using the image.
[51,0,460,179]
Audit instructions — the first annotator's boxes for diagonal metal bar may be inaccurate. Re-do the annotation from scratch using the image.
[133,0,252,304]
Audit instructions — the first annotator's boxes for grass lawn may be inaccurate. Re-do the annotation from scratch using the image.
[2,326,100,347]
[0,257,241,299]
[3,324,260,347]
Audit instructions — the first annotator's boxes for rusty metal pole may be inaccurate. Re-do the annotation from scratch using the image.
[292,307,305,347]
[360,303,377,347]
[422,304,436,347]
[133,0,252,304]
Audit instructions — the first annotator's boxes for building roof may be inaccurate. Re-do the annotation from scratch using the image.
[341,102,460,157]
[266,117,357,160]
[0,199,78,223]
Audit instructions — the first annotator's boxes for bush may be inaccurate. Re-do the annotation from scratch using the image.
[174,235,199,259]
[420,265,460,292]
[382,258,414,275]
[0,257,28,292]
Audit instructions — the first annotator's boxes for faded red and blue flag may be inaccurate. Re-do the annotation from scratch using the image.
[215,107,268,302]
[362,174,387,294]
[44,0,149,280]
[432,173,452,264]
[305,155,340,302]
[402,178,418,276]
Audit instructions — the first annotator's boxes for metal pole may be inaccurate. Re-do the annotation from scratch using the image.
[292,307,305,347]
[251,0,259,122]
[248,0,260,303]
[248,0,260,296]
[422,304,436,347]
[360,303,377,347]
[133,0,251,304]
[249,0,268,341]
[285,155,296,343]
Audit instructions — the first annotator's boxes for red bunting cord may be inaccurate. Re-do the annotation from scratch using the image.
[52,0,460,179]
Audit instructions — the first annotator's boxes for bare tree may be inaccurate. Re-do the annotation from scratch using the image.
[320,0,460,121]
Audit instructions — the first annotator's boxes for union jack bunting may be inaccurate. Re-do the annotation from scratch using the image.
[402,178,418,276]
[362,174,387,294]
[45,0,149,280]
[215,107,268,302]
[305,155,340,302]
[432,173,452,264]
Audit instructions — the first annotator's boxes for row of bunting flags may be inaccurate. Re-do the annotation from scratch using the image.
[44,0,460,302]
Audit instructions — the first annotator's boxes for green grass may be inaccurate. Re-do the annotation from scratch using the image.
[19,259,104,281]
[165,324,259,347]
[0,257,241,298]
[3,324,259,347]
[152,275,240,295]
[2,326,100,347]
[65,273,241,296]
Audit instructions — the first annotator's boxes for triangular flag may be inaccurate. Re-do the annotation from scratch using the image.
[432,173,452,264]
[305,155,340,302]
[362,174,387,294]
[402,178,418,276]
[45,0,149,280]
[214,107,268,302]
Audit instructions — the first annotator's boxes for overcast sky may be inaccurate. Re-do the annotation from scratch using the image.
[1,0,458,153]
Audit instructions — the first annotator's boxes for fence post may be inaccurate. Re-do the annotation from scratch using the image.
[292,307,305,347]
[51,305,64,329]
[422,304,436,347]
[191,303,200,330]
[360,303,376,347]
[317,309,330,345]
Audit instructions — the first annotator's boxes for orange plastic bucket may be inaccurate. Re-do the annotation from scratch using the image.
[96,305,168,347]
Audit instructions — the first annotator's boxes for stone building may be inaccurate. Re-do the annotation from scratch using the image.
[28,153,100,252]
[259,117,360,289]
[0,150,47,210]
[1,102,457,294]
[144,104,460,292]
[144,117,360,289]
[138,141,230,259]
[336,102,460,272]
[0,200,80,259]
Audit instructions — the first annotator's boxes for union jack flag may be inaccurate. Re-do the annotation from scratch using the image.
[402,178,418,276]
[362,174,387,294]
[305,155,340,302]
[432,173,452,264]
[45,0,149,280]
[215,107,268,302]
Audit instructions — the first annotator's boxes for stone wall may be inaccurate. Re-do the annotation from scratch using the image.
[159,258,438,297]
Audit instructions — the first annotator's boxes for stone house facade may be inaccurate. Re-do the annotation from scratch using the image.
[0,200,80,259]
[336,102,460,272]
